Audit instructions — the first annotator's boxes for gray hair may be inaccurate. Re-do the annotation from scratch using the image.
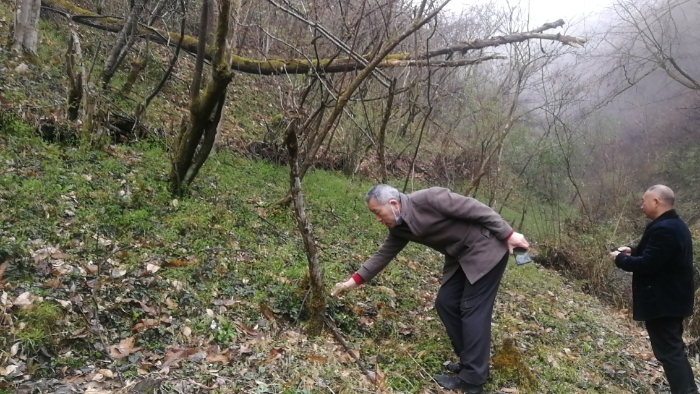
[647,184,675,206]
[365,184,400,205]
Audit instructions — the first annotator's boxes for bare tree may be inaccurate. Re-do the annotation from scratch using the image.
[102,0,150,88]
[43,0,586,197]
[170,0,233,195]
[12,0,41,53]
[42,0,585,75]
[285,119,326,335]
[65,25,87,121]
[608,0,700,91]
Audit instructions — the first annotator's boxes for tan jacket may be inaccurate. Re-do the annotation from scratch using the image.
[357,187,512,285]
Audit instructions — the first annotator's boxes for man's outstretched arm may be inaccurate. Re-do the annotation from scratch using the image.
[332,233,408,296]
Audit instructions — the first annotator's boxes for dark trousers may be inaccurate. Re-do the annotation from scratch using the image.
[435,252,509,385]
[646,316,698,394]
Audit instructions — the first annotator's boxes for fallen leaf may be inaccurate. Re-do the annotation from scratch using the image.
[166,259,189,267]
[84,388,111,394]
[131,318,161,332]
[377,286,396,298]
[266,347,285,362]
[187,351,206,363]
[236,322,258,336]
[206,353,230,364]
[213,299,240,307]
[182,326,192,337]
[165,298,178,309]
[306,354,327,362]
[1,365,17,376]
[51,252,70,260]
[121,298,158,316]
[14,63,28,73]
[43,278,64,289]
[0,262,8,282]
[13,292,36,307]
[109,336,139,360]
[239,345,253,355]
[32,247,56,263]
[407,261,421,271]
[63,375,86,384]
[161,347,198,369]
[260,303,275,320]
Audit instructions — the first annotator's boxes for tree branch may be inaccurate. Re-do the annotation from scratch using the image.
[42,0,585,75]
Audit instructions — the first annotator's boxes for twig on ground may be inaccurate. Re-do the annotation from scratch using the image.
[323,315,376,381]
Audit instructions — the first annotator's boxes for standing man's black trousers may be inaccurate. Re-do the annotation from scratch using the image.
[435,252,509,385]
[646,316,698,394]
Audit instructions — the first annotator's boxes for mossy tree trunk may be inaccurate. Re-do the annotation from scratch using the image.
[65,26,86,121]
[285,119,326,336]
[169,0,233,196]
[102,0,148,88]
[40,0,586,75]
[121,58,147,96]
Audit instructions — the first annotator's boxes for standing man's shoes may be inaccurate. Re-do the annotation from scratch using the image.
[434,375,484,394]
[444,362,462,373]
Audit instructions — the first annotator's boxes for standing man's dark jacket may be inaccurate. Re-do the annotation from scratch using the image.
[614,209,694,321]
[356,187,513,285]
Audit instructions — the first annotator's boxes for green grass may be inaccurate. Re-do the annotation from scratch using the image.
[13,303,63,352]
[0,115,672,392]
[0,2,681,391]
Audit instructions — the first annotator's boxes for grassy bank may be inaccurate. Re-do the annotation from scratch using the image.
[0,113,687,393]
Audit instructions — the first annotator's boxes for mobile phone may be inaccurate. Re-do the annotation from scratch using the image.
[513,247,532,265]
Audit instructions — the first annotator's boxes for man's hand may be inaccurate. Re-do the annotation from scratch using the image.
[618,246,631,255]
[331,278,358,297]
[506,232,529,254]
[609,246,631,262]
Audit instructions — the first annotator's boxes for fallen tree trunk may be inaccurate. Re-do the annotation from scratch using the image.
[41,0,586,75]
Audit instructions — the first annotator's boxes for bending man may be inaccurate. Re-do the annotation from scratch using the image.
[332,184,529,394]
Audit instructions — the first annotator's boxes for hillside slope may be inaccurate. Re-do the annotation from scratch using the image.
[1,5,698,392]
[0,119,694,394]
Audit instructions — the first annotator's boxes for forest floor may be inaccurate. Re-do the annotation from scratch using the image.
[1,122,696,394]
[2,3,700,393]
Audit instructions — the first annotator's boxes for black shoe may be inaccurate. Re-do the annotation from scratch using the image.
[443,363,492,380]
[444,362,462,374]
[434,375,484,394]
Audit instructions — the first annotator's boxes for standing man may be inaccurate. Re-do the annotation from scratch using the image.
[610,185,698,394]
[332,184,529,394]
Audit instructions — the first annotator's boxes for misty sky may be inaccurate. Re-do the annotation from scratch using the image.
[522,0,613,23]
[448,0,614,26]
